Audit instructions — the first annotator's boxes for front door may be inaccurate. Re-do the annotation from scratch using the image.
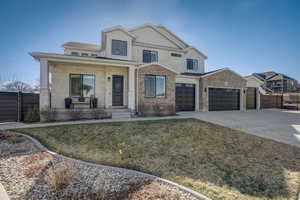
[112,75,124,106]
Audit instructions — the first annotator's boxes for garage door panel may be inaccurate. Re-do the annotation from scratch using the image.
[176,83,195,111]
[209,88,240,111]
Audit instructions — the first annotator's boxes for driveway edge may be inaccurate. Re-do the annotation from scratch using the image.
[12,132,212,200]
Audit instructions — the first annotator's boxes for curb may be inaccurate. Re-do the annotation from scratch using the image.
[13,132,212,200]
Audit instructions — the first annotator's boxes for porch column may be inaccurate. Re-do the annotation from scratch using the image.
[40,59,50,110]
[128,66,135,111]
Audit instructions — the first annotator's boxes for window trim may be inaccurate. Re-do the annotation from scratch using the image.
[186,58,198,71]
[69,74,96,97]
[143,50,158,63]
[144,75,166,98]
[111,39,128,56]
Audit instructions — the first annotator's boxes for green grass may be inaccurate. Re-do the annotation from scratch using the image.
[16,119,300,200]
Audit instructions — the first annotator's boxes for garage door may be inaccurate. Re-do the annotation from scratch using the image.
[209,88,240,111]
[176,83,195,111]
[246,87,257,109]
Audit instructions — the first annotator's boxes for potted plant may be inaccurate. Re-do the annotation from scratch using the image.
[64,97,72,109]
[91,96,98,108]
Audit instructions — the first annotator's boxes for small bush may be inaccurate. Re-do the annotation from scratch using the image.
[138,102,175,117]
[69,109,82,120]
[23,105,40,122]
[40,108,57,122]
[45,162,74,191]
[23,152,53,178]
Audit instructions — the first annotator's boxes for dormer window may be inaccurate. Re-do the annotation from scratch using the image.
[187,59,198,71]
[111,39,127,56]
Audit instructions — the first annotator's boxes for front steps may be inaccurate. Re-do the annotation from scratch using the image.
[105,108,132,119]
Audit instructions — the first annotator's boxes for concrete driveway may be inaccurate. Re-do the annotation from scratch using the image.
[181,109,300,148]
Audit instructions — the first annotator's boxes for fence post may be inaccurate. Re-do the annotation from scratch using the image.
[17,92,21,122]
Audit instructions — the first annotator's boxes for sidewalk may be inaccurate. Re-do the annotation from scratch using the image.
[0,114,194,130]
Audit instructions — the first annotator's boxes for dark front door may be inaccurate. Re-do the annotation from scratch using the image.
[208,88,240,111]
[176,83,195,111]
[112,75,124,106]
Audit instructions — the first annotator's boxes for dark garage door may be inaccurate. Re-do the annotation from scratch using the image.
[246,87,257,109]
[176,83,195,111]
[209,88,240,111]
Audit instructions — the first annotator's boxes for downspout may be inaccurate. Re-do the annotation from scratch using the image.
[136,65,139,113]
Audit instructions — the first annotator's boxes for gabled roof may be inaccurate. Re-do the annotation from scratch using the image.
[184,47,208,59]
[102,25,136,38]
[156,25,189,48]
[253,72,296,81]
[245,74,264,84]
[267,73,296,81]
[129,24,183,49]
[200,68,247,80]
[62,42,101,51]
[138,62,179,74]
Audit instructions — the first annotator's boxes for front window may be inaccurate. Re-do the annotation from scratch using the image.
[144,75,166,97]
[143,50,158,63]
[70,74,95,97]
[187,59,198,71]
[111,39,127,56]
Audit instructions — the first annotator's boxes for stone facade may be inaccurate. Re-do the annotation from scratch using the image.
[199,69,247,111]
[137,64,176,116]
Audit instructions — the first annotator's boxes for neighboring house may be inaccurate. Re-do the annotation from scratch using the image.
[252,72,298,93]
[30,24,248,120]
[244,75,266,110]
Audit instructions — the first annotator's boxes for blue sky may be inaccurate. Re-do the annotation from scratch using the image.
[0,0,299,85]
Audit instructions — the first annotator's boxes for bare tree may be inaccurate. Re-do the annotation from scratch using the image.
[0,81,33,92]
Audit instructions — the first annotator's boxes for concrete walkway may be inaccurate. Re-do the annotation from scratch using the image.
[0,114,192,130]
[180,109,300,148]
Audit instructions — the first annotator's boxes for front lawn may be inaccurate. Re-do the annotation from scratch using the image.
[16,119,300,200]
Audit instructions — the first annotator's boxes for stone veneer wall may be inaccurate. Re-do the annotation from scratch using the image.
[199,70,247,111]
[137,65,176,116]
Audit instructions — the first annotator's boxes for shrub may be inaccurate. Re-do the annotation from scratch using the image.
[40,108,57,122]
[45,162,74,191]
[138,102,175,117]
[90,109,112,119]
[23,105,40,122]
[69,109,82,121]
[23,152,53,178]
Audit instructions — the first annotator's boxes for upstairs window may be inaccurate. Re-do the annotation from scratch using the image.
[111,39,127,56]
[81,53,89,57]
[171,53,182,57]
[91,54,98,57]
[144,75,166,98]
[70,74,95,97]
[71,52,79,56]
[143,50,158,63]
[187,59,198,71]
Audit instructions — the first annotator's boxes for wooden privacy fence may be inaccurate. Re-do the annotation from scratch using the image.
[260,94,283,109]
[0,92,39,122]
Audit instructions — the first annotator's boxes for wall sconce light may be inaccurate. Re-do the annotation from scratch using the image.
[107,76,111,81]
[204,88,207,92]
[243,89,246,93]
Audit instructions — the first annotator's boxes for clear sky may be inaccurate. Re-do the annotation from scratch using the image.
[0,0,299,85]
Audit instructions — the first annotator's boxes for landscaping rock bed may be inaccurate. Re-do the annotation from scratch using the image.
[0,131,200,200]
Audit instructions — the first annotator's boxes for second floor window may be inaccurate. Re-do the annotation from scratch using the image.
[143,50,158,63]
[187,59,198,71]
[112,39,127,56]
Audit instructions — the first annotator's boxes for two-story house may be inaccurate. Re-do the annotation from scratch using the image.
[30,24,247,120]
[251,72,298,93]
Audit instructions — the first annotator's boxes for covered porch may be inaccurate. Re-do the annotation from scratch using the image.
[31,53,137,118]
